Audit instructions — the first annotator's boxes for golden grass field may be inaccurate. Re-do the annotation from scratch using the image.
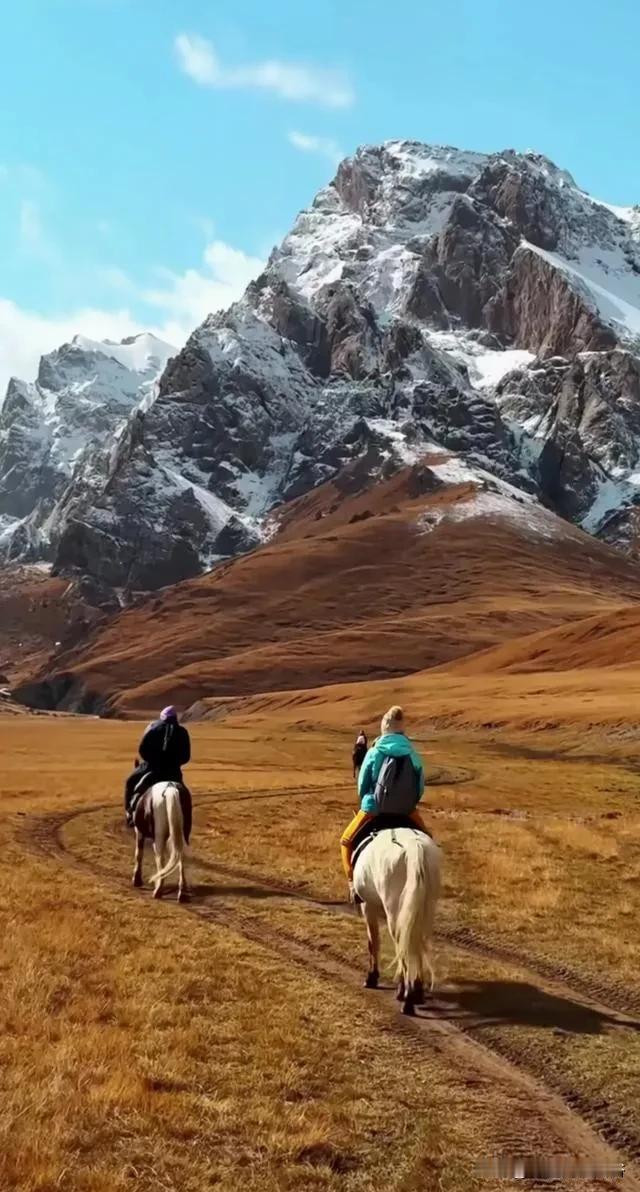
[5,296,640,1191]
[3,667,640,1191]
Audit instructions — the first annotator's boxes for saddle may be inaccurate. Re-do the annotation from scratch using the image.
[351,813,430,871]
[132,782,192,844]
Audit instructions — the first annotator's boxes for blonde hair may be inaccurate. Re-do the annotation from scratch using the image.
[381,705,404,735]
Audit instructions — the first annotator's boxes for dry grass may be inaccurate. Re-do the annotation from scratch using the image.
[541,820,621,861]
[5,683,640,1187]
[0,717,507,1192]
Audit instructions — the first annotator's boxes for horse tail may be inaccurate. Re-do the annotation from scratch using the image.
[152,785,185,882]
[394,835,440,990]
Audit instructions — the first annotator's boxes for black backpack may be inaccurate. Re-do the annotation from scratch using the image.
[372,754,419,815]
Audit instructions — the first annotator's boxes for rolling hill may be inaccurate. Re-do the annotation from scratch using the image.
[442,604,640,675]
[16,457,640,716]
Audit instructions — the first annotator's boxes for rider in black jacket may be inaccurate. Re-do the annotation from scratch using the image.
[124,706,191,825]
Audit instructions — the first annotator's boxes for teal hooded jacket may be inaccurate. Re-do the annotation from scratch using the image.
[357,732,425,813]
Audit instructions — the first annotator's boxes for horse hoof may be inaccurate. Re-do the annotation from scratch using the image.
[364,970,379,989]
[153,886,163,900]
[132,873,143,889]
[396,983,406,1002]
[402,1000,416,1017]
[178,890,190,903]
[412,981,425,1005]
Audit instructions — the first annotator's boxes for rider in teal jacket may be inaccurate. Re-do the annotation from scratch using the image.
[357,731,425,811]
[341,706,429,896]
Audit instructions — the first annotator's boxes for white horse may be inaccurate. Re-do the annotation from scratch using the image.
[132,782,189,902]
[353,827,441,1015]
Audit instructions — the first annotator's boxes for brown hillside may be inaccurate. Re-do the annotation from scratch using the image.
[18,463,640,716]
[191,660,640,757]
[0,566,103,685]
[442,605,640,675]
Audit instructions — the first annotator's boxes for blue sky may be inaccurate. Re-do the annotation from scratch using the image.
[0,0,638,389]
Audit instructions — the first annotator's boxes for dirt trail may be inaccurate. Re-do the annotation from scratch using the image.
[19,784,640,1018]
[12,797,639,1189]
[187,786,640,1021]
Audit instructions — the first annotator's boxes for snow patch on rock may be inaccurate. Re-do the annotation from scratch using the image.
[427,331,534,389]
[527,241,640,345]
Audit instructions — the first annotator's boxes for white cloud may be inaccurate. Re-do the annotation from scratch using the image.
[0,299,152,399]
[287,130,344,167]
[0,237,265,398]
[175,33,218,85]
[174,32,354,109]
[143,238,265,324]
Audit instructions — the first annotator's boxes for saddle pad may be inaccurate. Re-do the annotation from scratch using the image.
[351,817,430,871]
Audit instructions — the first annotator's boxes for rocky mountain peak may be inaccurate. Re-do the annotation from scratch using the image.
[518,150,578,188]
[2,139,640,593]
[0,333,175,566]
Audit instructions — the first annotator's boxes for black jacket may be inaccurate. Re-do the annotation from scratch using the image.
[138,719,191,778]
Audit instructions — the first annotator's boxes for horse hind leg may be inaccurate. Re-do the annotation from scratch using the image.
[406,977,425,1012]
[152,840,166,899]
[362,904,380,989]
[132,831,144,888]
[384,909,407,1003]
[399,965,421,1016]
[177,854,189,903]
[390,929,419,1014]
[412,977,425,1003]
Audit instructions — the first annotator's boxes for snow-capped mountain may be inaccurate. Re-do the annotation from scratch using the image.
[0,333,175,564]
[2,140,640,595]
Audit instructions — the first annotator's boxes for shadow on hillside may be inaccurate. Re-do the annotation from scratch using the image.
[427,978,640,1036]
